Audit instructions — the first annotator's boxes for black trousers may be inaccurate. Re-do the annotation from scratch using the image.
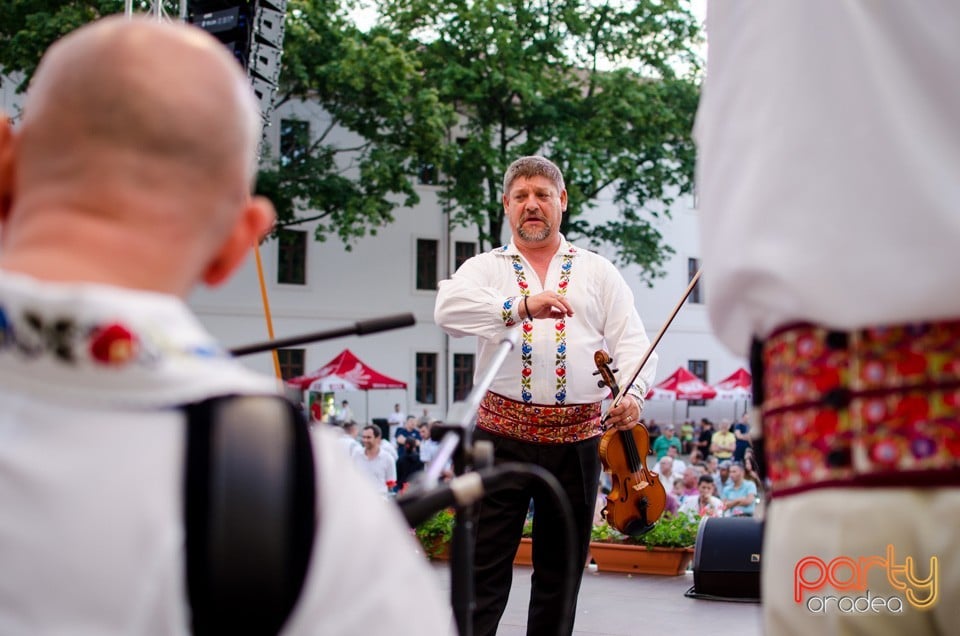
[471,430,601,636]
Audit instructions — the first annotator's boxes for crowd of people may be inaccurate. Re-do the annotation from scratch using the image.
[324,404,448,495]
[597,414,765,524]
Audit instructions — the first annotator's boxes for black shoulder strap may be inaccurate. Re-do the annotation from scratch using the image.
[184,395,317,635]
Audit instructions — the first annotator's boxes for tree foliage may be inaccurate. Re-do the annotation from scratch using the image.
[261,0,454,247]
[0,0,128,94]
[381,0,701,284]
[0,0,701,282]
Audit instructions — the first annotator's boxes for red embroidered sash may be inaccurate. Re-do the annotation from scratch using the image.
[476,392,602,444]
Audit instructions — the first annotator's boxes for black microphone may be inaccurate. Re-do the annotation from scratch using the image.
[229,313,415,356]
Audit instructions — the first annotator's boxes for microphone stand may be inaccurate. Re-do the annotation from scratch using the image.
[418,330,520,636]
[398,328,579,636]
[228,313,415,356]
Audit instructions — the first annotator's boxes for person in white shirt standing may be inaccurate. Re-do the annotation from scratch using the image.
[435,155,657,636]
[356,424,397,495]
[697,1,960,633]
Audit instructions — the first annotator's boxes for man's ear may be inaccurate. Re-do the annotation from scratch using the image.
[202,195,276,287]
[0,117,16,226]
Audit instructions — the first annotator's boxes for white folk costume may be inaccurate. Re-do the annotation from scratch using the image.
[435,237,656,635]
[697,1,960,633]
[0,270,452,635]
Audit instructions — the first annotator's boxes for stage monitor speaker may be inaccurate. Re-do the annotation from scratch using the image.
[689,517,763,602]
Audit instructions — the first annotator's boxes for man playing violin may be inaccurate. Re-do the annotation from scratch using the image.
[435,155,658,636]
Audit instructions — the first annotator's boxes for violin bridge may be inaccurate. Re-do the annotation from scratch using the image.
[631,481,650,491]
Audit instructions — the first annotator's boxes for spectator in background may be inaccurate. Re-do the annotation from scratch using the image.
[356,425,396,495]
[732,412,752,463]
[705,455,720,487]
[695,418,714,459]
[721,462,757,518]
[332,421,361,459]
[679,475,724,519]
[655,455,678,487]
[395,437,424,494]
[336,399,354,424]
[661,444,687,476]
[680,420,695,454]
[710,418,736,461]
[716,460,732,493]
[395,415,422,455]
[386,403,406,441]
[676,466,700,504]
[653,424,682,459]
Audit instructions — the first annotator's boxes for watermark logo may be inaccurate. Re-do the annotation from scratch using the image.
[794,545,938,614]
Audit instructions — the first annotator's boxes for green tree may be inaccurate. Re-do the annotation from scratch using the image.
[0,1,129,94]
[381,0,701,284]
[0,0,454,250]
[261,0,454,247]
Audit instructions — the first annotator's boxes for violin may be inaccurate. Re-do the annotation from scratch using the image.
[593,350,666,537]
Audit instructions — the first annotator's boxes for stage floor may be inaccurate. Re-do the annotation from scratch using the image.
[432,561,763,636]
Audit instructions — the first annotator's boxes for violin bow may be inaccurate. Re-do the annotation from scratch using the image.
[603,268,703,423]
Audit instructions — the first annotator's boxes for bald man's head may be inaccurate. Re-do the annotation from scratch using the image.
[19,16,261,203]
[0,16,275,296]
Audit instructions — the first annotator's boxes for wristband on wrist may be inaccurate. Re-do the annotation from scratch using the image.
[523,295,531,321]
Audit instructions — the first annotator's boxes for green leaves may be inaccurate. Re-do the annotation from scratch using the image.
[1,0,702,278]
[384,0,701,283]
[0,0,125,93]
[263,0,453,245]
[592,512,700,548]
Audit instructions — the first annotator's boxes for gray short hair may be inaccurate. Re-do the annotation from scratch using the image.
[502,156,565,195]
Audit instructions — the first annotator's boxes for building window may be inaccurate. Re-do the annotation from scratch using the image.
[280,119,310,167]
[454,241,477,271]
[418,161,438,185]
[688,257,703,304]
[416,239,439,290]
[416,352,438,404]
[688,359,708,407]
[453,353,475,401]
[278,229,306,285]
[277,348,305,380]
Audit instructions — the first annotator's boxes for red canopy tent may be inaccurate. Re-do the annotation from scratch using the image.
[645,367,717,424]
[646,367,718,401]
[712,367,752,417]
[713,368,752,400]
[287,349,407,392]
[287,349,407,422]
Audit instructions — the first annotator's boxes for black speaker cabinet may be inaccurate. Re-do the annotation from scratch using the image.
[690,517,763,601]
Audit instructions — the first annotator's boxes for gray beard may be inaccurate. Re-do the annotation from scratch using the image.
[517,222,551,242]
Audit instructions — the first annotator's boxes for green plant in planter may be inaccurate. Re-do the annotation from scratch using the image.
[626,512,699,549]
[415,508,455,558]
[591,512,700,549]
[521,516,534,539]
[590,521,625,544]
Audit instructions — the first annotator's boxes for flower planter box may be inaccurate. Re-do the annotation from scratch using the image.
[589,543,694,576]
[418,536,451,561]
[513,537,533,566]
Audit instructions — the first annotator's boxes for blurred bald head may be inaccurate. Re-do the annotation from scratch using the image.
[21,15,260,194]
[0,16,275,295]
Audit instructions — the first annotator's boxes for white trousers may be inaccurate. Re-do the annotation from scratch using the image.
[763,488,960,635]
